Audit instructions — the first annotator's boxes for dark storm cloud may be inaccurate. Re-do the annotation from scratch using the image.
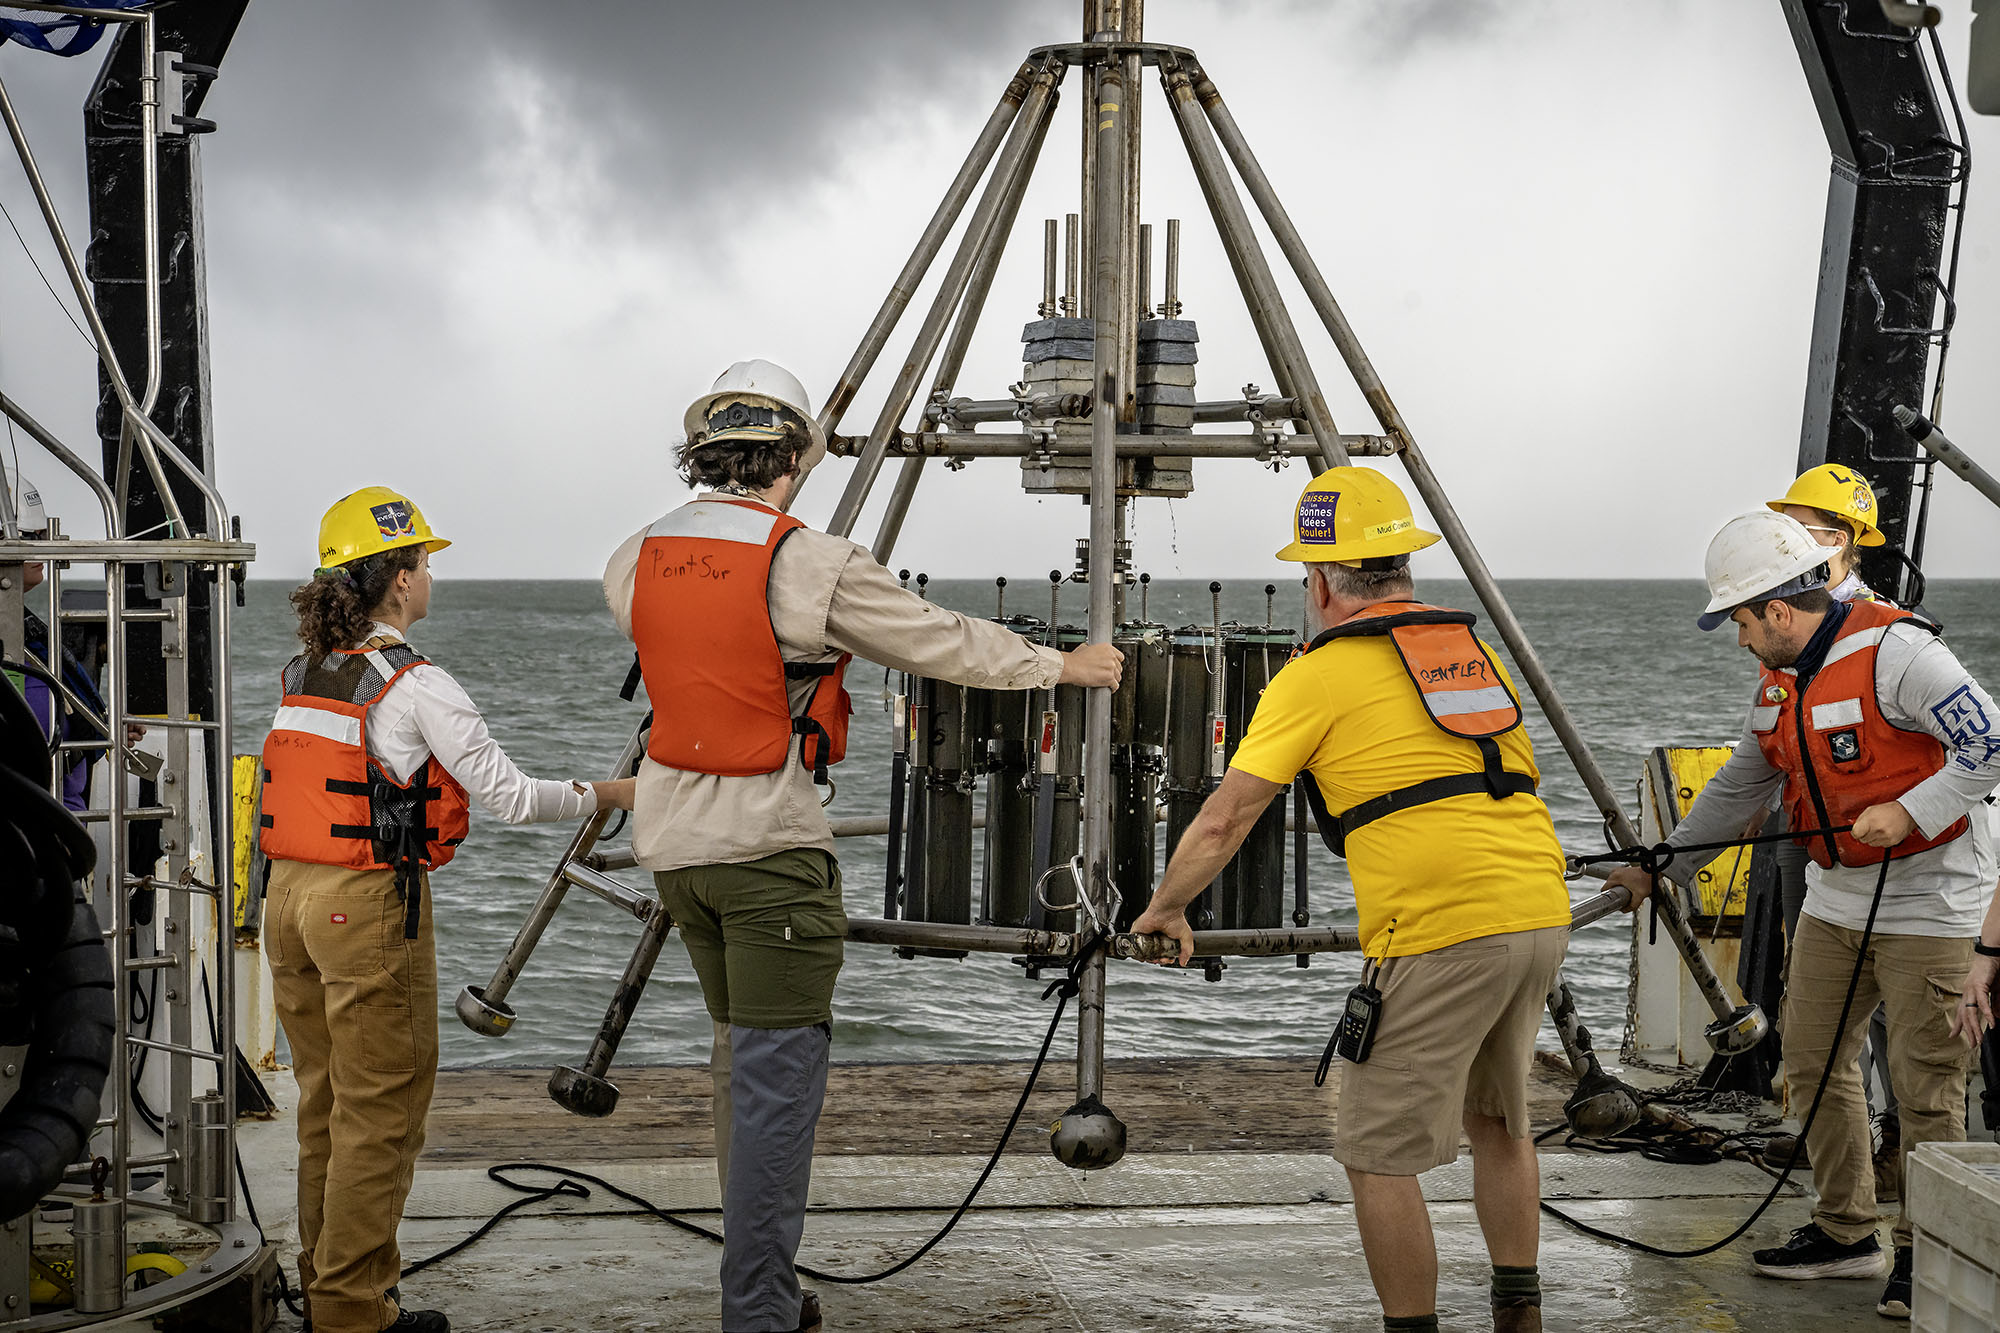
[207,1,1053,231]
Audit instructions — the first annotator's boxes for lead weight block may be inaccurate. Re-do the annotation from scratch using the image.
[1137,341,1198,365]
[1022,316,1096,341]
[1024,338,1097,363]
[1137,318,1199,343]
[1136,384,1197,406]
[1139,407,1196,428]
[1024,357,1095,381]
[1136,362,1198,387]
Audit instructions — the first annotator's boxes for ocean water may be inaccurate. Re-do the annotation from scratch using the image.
[229,578,2000,1072]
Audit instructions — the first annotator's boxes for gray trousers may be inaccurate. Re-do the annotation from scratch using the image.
[1778,837,1898,1120]
[717,1022,831,1333]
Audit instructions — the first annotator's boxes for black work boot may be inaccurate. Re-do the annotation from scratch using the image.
[1878,1246,1913,1320]
[380,1308,449,1333]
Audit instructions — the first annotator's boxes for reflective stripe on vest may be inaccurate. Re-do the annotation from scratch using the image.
[1297,601,1537,857]
[631,497,852,780]
[1751,599,1965,869]
[258,641,472,878]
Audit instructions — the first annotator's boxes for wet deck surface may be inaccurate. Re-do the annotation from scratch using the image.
[422,1055,1579,1160]
[209,1059,1901,1333]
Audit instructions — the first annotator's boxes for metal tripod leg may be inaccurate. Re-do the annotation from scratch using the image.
[548,900,676,1118]
[1191,61,1762,1058]
[828,57,1066,538]
[457,721,647,1037]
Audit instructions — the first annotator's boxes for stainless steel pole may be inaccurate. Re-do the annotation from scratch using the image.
[1076,55,1126,1112]
[135,12,163,418]
[457,724,647,1035]
[212,560,236,1218]
[1899,408,2000,510]
[1159,61,1345,470]
[1197,75,1404,437]
[1064,212,1080,316]
[1042,218,1059,317]
[0,69,185,536]
[0,392,120,533]
[1191,70,1744,1033]
[826,59,1063,538]
[873,82,1060,564]
[812,62,1038,443]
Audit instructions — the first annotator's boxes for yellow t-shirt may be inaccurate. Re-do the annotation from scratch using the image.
[1227,633,1571,958]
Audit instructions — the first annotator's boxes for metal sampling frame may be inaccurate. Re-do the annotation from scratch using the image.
[461,1,1766,1154]
[0,4,260,1325]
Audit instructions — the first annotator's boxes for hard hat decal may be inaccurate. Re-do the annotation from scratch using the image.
[1852,486,1872,514]
[1363,516,1414,541]
[1297,494,1340,543]
[371,501,416,541]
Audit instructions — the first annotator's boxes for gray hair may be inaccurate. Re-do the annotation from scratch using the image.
[1310,560,1414,603]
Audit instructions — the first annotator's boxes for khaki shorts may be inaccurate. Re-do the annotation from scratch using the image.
[1334,925,1568,1176]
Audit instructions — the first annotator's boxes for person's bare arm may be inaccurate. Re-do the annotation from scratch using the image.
[1130,768,1286,965]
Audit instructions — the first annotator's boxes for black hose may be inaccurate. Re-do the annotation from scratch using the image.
[1541,852,1893,1257]
[398,935,1106,1286]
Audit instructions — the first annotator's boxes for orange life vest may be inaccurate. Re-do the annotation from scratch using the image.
[1296,601,1538,856]
[629,497,851,784]
[1750,598,1966,868]
[259,639,471,935]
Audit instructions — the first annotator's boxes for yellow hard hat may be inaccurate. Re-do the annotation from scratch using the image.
[1766,464,1885,547]
[315,486,451,569]
[1274,466,1440,564]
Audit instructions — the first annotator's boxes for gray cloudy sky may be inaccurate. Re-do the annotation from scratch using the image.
[2,1,1997,582]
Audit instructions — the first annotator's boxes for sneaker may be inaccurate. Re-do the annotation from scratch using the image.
[1751,1223,1884,1279]
[797,1291,822,1332]
[380,1310,449,1333]
[1877,1246,1912,1319]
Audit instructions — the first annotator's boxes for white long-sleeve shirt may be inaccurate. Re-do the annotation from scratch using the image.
[1665,621,2000,935]
[360,622,597,825]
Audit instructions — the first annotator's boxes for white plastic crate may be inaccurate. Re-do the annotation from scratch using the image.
[1908,1141,2000,1331]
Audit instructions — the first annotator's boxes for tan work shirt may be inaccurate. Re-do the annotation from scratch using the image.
[603,496,1064,871]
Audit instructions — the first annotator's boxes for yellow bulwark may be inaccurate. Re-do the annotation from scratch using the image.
[1661,746,1754,917]
[231,752,259,929]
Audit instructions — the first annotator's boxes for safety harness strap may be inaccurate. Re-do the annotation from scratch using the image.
[1304,767,1539,858]
[793,715,833,785]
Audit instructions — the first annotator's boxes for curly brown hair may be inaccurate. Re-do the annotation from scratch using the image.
[673,420,811,491]
[288,545,424,658]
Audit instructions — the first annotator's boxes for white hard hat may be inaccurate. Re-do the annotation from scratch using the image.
[1697,510,1831,631]
[2,467,46,535]
[682,359,827,472]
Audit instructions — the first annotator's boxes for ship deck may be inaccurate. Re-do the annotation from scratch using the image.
[199,1055,1895,1332]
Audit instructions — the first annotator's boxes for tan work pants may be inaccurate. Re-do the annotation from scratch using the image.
[266,860,439,1333]
[1781,912,1971,1249]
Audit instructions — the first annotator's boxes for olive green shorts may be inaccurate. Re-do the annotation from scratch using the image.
[654,848,849,1030]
